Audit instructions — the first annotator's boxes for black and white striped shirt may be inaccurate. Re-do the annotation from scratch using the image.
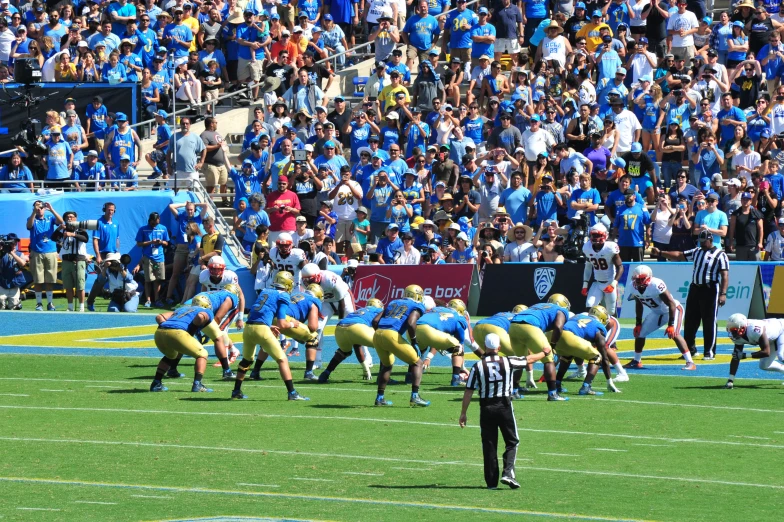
[684,246,729,285]
[465,355,527,399]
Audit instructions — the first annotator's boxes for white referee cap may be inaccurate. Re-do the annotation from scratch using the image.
[485,333,501,350]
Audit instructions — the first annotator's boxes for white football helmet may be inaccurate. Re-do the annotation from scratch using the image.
[301,263,321,284]
[727,313,748,341]
[590,223,608,246]
[276,232,293,255]
[208,255,226,278]
[422,295,436,312]
[631,265,653,292]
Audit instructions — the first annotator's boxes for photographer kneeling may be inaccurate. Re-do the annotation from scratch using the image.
[0,234,27,310]
[103,253,139,313]
[58,211,89,312]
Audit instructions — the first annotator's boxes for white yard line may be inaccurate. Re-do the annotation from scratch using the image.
[237,483,280,488]
[727,435,771,440]
[292,477,334,482]
[129,494,172,499]
[539,453,580,457]
[16,507,60,511]
[631,444,673,448]
[0,393,28,397]
[341,472,384,476]
[39,389,72,392]
[597,397,784,414]
[391,467,432,471]
[590,449,628,453]
[73,501,117,505]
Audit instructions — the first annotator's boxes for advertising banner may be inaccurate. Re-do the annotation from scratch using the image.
[352,264,474,308]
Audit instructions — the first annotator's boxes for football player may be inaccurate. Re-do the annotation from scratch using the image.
[582,223,623,313]
[319,298,385,383]
[231,271,309,400]
[417,299,473,387]
[509,294,571,401]
[189,285,245,379]
[269,233,307,353]
[725,314,784,389]
[276,284,324,380]
[562,315,629,384]
[371,284,430,407]
[553,305,620,395]
[301,263,372,374]
[472,304,537,397]
[149,305,226,393]
[198,257,243,364]
[624,265,695,371]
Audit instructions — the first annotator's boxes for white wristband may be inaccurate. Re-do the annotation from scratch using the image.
[426,353,434,361]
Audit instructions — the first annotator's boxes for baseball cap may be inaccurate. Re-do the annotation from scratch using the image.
[699,176,711,190]
[727,178,742,187]
[375,60,386,69]
[576,2,586,8]
[86,150,98,157]
[356,206,368,215]
[630,142,643,153]
[115,112,128,122]
[324,140,336,148]
[479,7,489,14]
[741,191,753,199]
[705,191,719,201]
[707,49,718,57]
[711,173,724,186]
[49,125,61,134]
[762,128,772,139]
[592,9,602,17]
[324,14,333,21]
[639,37,649,44]
[698,229,712,241]
[154,109,168,119]
[617,67,627,76]
[120,154,131,161]
[602,35,612,43]
[387,223,399,231]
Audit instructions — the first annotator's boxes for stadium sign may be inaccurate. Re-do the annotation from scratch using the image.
[352,264,474,308]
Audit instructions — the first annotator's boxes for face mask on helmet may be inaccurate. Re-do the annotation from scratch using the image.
[209,264,225,277]
[633,274,651,291]
[590,230,606,245]
[277,238,293,255]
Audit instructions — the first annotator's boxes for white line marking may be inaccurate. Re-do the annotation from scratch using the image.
[39,389,71,392]
[2,408,783,451]
[391,467,431,471]
[0,436,481,468]
[590,449,628,453]
[16,507,60,511]
[0,476,650,521]
[0,393,28,397]
[85,386,116,389]
[631,444,673,448]
[728,435,771,440]
[539,452,580,457]
[292,477,334,482]
[130,495,172,499]
[597,397,784,414]
[341,472,384,476]
[237,483,280,488]
[73,501,117,505]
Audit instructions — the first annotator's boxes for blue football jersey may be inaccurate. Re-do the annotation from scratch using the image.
[159,306,215,335]
[195,289,239,313]
[378,298,426,334]
[417,307,468,343]
[287,291,322,322]
[247,289,291,325]
[511,303,569,331]
[476,311,515,330]
[563,313,608,340]
[338,306,383,328]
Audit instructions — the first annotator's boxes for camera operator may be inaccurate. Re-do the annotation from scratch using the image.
[58,211,89,312]
[102,253,139,313]
[0,234,27,310]
[420,243,445,264]
[562,211,591,263]
[26,200,64,311]
[251,243,273,294]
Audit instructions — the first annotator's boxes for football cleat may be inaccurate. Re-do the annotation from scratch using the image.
[547,393,569,401]
[607,380,621,393]
[288,347,300,357]
[47,303,56,311]
[511,389,524,400]
[166,369,185,378]
[703,355,715,361]
[288,391,310,401]
[723,381,734,389]
[317,370,331,383]
[231,390,248,399]
[35,303,43,311]
[556,382,568,394]
[500,476,521,489]
[614,372,630,382]
[303,371,318,381]
[375,397,393,406]
[566,366,587,380]
[410,394,430,407]
[578,385,603,396]
[450,375,465,387]
[150,380,168,392]
[248,371,262,381]
[682,362,697,371]
[191,381,213,392]
[623,360,644,369]
[87,302,95,312]
[222,369,235,380]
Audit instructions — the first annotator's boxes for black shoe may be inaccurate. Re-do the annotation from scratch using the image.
[500,476,520,489]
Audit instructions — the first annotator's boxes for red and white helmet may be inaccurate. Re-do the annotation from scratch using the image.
[208,255,226,278]
[276,232,293,255]
[631,265,653,292]
[590,223,608,247]
[301,263,321,284]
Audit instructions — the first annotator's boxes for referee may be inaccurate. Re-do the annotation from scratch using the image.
[459,333,551,490]
[651,229,729,360]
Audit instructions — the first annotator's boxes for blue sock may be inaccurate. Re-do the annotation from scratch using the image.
[548,390,556,396]
[376,394,384,401]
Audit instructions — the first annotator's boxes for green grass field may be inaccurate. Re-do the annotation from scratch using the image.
[0,354,782,522]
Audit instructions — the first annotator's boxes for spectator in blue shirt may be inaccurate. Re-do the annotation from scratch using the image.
[569,173,601,225]
[533,174,562,227]
[694,191,729,249]
[402,3,441,67]
[26,200,65,311]
[376,223,404,263]
[135,212,170,307]
[499,171,532,224]
[716,92,747,146]
[470,8,496,63]
[0,152,33,193]
[613,189,651,261]
[44,126,74,186]
[690,133,725,186]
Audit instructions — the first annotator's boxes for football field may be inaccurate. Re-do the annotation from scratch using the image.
[0,312,782,522]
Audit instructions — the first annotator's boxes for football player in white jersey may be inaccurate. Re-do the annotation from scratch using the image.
[581,223,623,314]
[725,314,784,389]
[301,263,372,379]
[624,265,696,371]
[198,256,243,364]
[269,233,307,353]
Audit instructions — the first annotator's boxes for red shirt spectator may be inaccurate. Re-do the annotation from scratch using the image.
[266,175,301,240]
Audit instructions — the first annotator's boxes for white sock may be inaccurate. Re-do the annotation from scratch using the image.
[35,292,42,304]
[46,291,53,303]
[766,359,784,373]
[728,373,735,381]
[614,362,625,374]
[633,353,642,363]
[79,303,84,312]
[683,351,693,363]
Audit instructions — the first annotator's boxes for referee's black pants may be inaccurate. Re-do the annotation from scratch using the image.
[683,283,719,358]
[479,398,519,488]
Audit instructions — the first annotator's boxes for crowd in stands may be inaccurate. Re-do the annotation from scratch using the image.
[7,0,784,312]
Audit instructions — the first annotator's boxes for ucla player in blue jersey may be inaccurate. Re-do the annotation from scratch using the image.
[149,305,225,393]
[371,285,430,407]
[553,305,620,395]
[472,304,538,398]
[190,284,244,380]
[247,283,322,381]
[417,299,473,387]
[231,272,309,401]
[509,294,571,401]
[319,299,385,383]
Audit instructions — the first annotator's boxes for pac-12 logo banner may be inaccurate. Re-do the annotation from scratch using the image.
[352,265,474,307]
[534,267,556,299]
